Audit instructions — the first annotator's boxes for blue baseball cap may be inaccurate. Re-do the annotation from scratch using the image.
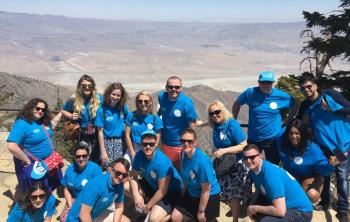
[258,71,275,82]
[141,129,157,139]
[31,161,49,180]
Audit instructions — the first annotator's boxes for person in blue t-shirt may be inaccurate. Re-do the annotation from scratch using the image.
[61,75,103,163]
[232,71,297,164]
[7,98,63,193]
[59,142,102,222]
[66,158,131,222]
[298,73,350,222]
[7,181,56,222]
[158,76,198,169]
[95,82,129,168]
[277,119,334,203]
[171,129,221,222]
[124,91,163,162]
[243,144,313,222]
[128,130,182,222]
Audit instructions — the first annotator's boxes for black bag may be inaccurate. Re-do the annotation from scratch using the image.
[213,153,236,176]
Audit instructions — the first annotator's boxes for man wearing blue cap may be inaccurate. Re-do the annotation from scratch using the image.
[232,71,297,164]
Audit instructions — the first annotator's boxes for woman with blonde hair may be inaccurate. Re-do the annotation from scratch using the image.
[62,75,103,163]
[124,91,163,161]
[207,100,251,222]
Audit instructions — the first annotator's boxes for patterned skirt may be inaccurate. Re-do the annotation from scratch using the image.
[104,137,127,164]
[217,160,252,204]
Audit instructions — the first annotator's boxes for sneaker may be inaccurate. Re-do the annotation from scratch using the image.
[336,213,349,222]
[313,202,330,211]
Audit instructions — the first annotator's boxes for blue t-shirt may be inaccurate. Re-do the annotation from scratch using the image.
[61,161,102,198]
[66,173,124,222]
[250,160,313,213]
[63,94,103,128]
[181,148,221,198]
[306,94,350,153]
[7,119,53,159]
[7,195,56,222]
[158,92,198,146]
[132,149,182,192]
[277,138,334,178]
[94,105,129,138]
[125,112,163,144]
[238,87,294,142]
[212,118,246,159]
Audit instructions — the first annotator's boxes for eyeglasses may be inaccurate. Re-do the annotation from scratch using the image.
[166,85,181,90]
[30,193,46,201]
[137,99,151,105]
[242,154,260,161]
[300,84,313,91]
[35,107,46,112]
[81,84,93,89]
[142,142,156,148]
[180,139,194,145]
[111,168,129,178]
[259,81,273,85]
[75,154,88,160]
[209,110,221,117]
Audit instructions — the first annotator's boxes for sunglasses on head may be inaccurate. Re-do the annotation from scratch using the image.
[166,85,181,90]
[81,84,93,89]
[242,153,260,161]
[142,142,156,148]
[30,193,46,201]
[209,110,221,117]
[137,99,151,105]
[111,168,129,178]
[180,139,194,145]
[35,107,46,112]
[75,154,88,160]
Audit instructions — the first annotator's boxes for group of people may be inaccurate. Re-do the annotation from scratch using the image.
[5,71,350,222]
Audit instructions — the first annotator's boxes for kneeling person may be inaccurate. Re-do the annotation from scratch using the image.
[66,158,130,222]
[243,144,313,222]
[129,130,182,222]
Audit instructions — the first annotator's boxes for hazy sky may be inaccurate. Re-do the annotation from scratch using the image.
[0,0,342,22]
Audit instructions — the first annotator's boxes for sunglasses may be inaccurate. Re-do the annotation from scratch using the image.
[137,99,151,105]
[300,84,313,91]
[111,169,129,178]
[75,154,88,160]
[259,81,273,85]
[209,110,221,117]
[166,85,181,90]
[142,142,156,148]
[242,154,260,161]
[180,139,194,145]
[81,84,93,89]
[30,193,46,201]
[35,107,46,112]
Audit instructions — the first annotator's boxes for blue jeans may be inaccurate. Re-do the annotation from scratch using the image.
[249,139,280,165]
[321,154,350,214]
[259,208,312,222]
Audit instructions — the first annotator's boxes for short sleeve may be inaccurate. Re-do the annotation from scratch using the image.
[228,120,246,144]
[46,195,57,217]
[197,158,213,184]
[125,112,134,126]
[237,89,250,105]
[94,107,104,127]
[63,98,74,112]
[81,182,100,207]
[6,204,23,222]
[132,152,142,171]
[61,165,72,187]
[155,159,171,180]
[265,169,285,200]
[154,115,163,131]
[114,185,124,203]
[7,119,27,144]
[184,99,198,123]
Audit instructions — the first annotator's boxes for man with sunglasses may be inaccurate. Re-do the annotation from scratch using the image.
[66,158,130,222]
[129,130,182,221]
[158,76,198,169]
[232,71,297,165]
[243,144,313,222]
[297,73,350,222]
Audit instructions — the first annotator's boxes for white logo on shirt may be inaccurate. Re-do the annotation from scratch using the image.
[294,156,303,165]
[174,109,182,117]
[220,131,226,140]
[269,102,278,109]
[101,197,109,202]
[147,123,154,129]
[33,129,40,134]
[106,116,114,121]
[190,170,196,180]
[43,211,48,219]
[132,122,139,126]
[150,171,157,179]
[81,179,88,186]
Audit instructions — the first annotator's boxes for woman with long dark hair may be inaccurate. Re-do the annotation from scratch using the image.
[277,119,334,203]
[61,74,103,163]
[7,181,56,222]
[7,98,62,193]
[95,82,129,167]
